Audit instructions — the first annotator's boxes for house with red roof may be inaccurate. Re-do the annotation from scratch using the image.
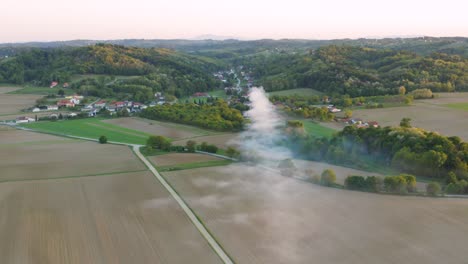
[57,99,75,108]
[50,81,58,88]
[193,92,208,97]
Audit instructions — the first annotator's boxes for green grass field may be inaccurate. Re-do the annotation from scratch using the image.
[301,120,337,138]
[8,86,75,95]
[21,118,151,145]
[268,88,323,97]
[444,103,468,111]
[157,160,232,172]
[70,74,139,83]
[178,89,228,103]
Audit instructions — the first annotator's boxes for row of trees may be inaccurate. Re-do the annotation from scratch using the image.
[140,101,244,131]
[287,121,468,187]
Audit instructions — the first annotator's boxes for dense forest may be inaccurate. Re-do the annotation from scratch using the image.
[0,44,224,99]
[242,46,468,97]
[140,100,244,131]
[288,123,468,192]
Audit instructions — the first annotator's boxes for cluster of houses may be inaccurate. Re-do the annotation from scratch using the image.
[239,69,254,88]
[342,118,379,128]
[213,70,231,83]
[81,100,149,117]
[49,81,69,88]
[327,105,342,113]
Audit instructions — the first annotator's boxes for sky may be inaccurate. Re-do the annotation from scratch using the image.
[1,0,467,43]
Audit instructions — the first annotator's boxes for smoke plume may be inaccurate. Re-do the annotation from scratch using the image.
[235,87,293,164]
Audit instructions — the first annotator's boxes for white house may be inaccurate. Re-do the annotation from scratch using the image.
[47,105,58,111]
[32,107,41,113]
[16,116,35,123]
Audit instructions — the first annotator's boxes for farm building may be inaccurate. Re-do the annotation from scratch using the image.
[193,92,208,97]
[94,100,107,108]
[15,116,35,123]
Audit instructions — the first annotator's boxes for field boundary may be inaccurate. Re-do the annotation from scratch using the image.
[0,169,148,184]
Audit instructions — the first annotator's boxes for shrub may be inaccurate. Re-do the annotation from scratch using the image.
[401,174,417,192]
[426,182,441,196]
[98,135,107,144]
[278,159,297,177]
[345,175,366,190]
[321,169,336,186]
[200,143,218,153]
[384,175,408,194]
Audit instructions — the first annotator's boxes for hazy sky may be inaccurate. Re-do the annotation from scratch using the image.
[2,0,467,42]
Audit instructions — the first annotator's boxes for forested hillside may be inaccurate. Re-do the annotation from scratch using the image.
[243,45,468,96]
[0,44,224,98]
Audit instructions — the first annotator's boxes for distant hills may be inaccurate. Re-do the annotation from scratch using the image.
[1,37,467,57]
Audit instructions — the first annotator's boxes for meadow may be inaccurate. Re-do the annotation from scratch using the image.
[103,117,219,140]
[301,120,337,138]
[267,88,323,97]
[22,118,151,145]
[149,153,231,172]
[7,86,75,95]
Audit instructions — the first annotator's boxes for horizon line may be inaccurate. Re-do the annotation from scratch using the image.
[1,35,468,45]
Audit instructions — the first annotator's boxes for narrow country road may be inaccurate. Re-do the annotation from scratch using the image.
[132,145,234,264]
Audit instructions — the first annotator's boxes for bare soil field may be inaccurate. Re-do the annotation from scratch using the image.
[0,171,221,264]
[164,164,468,264]
[149,153,224,166]
[353,93,468,140]
[0,130,145,181]
[172,133,240,149]
[0,128,70,144]
[0,111,56,121]
[0,87,22,94]
[103,117,213,140]
[0,94,41,115]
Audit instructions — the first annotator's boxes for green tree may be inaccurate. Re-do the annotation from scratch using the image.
[99,135,108,144]
[344,109,353,119]
[226,146,240,158]
[147,135,171,151]
[321,169,336,186]
[186,140,196,153]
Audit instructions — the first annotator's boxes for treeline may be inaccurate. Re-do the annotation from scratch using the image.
[140,100,244,131]
[290,124,468,186]
[0,44,223,99]
[243,45,468,96]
